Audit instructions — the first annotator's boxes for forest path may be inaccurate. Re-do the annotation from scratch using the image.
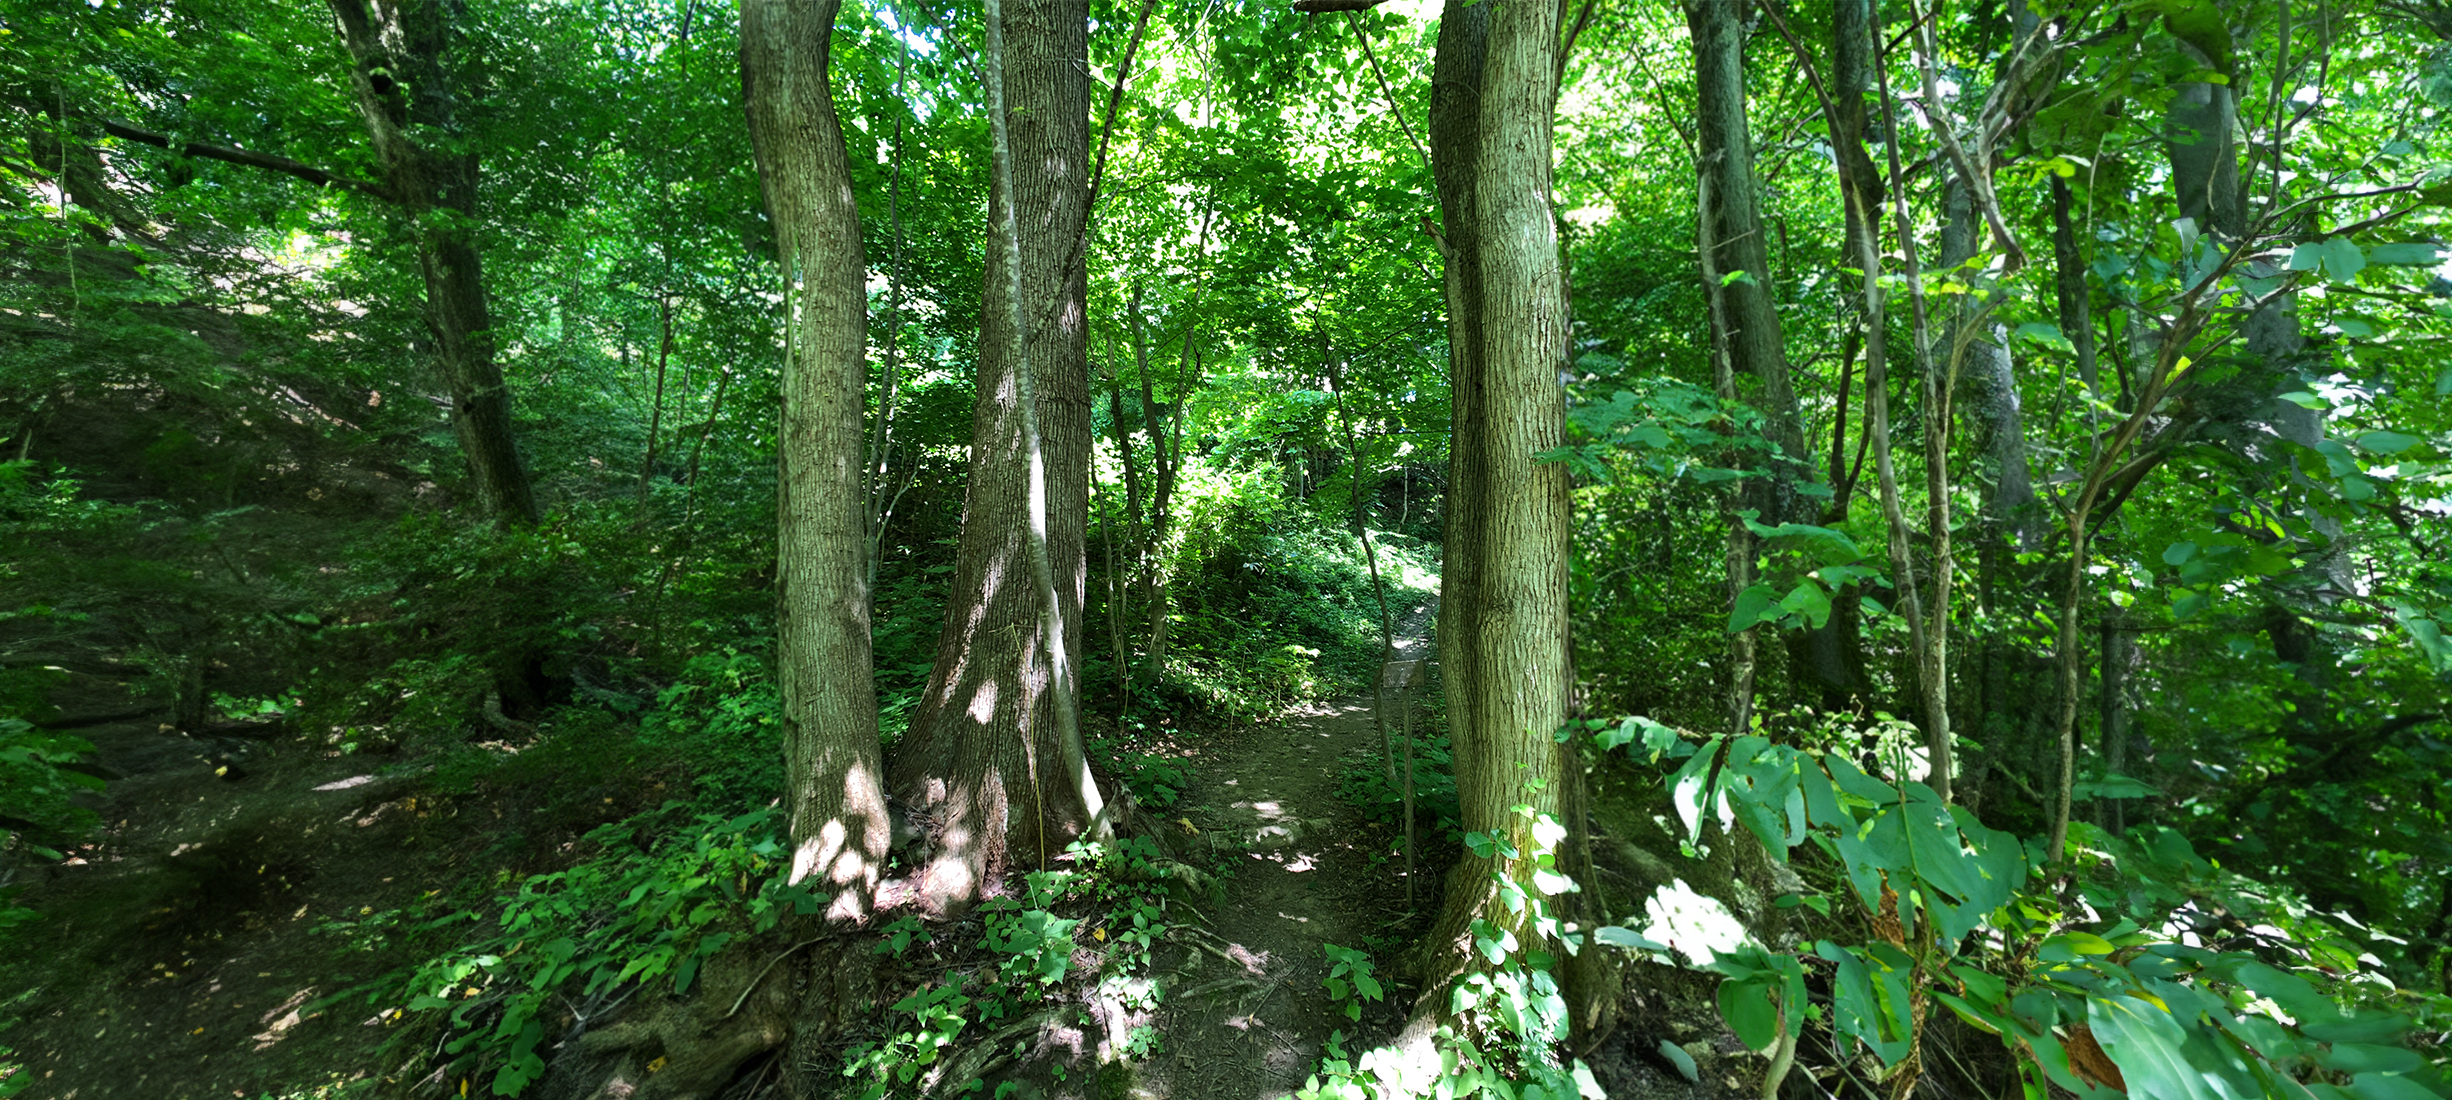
[1141,600,1435,1100]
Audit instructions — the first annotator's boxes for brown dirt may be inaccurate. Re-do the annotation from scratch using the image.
[1132,602,1435,1100]
[0,668,669,1100]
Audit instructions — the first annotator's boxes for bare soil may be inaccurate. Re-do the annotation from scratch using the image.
[1133,603,1435,1100]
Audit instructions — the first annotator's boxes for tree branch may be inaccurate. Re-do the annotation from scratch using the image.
[1346,11,1431,177]
[1292,0,1388,10]
[90,116,392,201]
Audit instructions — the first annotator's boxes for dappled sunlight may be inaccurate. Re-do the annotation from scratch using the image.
[964,678,999,724]
[249,986,314,1050]
[1637,879,1752,967]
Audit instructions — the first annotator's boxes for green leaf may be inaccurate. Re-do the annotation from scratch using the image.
[2012,321,2075,352]
[1656,1039,1699,1082]
[2366,243,2441,265]
[1727,583,1780,635]
[1716,973,1782,1050]
[2317,238,2368,282]
[1670,737,1724,842]
[2041,931,2116,960]
[2355,430,2420,454]
[2087,994,2217,1100]
[2318,1046,2424,1076]
[1780,581,1834,629]
[2302,1010,2412,1046]
[2347,1074,2440,1100]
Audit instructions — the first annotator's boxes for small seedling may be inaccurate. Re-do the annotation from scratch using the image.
[1321,943,1384,1022]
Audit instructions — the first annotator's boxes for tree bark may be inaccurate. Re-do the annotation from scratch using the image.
[740,0,892,920]
[1421,0,1600,1033]
[1684,0,1807,506]
[1940,174,2036,546]
[889,0,1102,908]
[326,0,539,526]
[1687,0,1807,737]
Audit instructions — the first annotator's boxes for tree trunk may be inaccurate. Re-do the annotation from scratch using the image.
[1430,6,1487,934]
[1687,0,1804,737]
[1684,0,1807,503]
[1940,174,2036,546]
[639,296,673,503]
[1421,0,1600,1032]
[741,0,892,920]
[2097,615,2136,835]
[888,0,1101,908]
[327,0,539,526]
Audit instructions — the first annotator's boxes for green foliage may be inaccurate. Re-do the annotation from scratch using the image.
[1339,728,1463,843]
[320,805,824,1097]
[1323,943,1385,1023]
[1299,800,1599,1100]
[0,713,102,928]
[842,837,1179,1097]
[1148,477,1437,719]
[1091,718,1191,809]
[1609,728,2452,1100]
[636,649,784,809]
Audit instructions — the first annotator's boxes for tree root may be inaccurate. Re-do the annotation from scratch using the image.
[918,1008,1065,1096]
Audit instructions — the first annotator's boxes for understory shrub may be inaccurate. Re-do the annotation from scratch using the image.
[317,805,824,1097]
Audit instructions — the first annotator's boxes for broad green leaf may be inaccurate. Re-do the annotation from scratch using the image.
[2013,321,2075,351]
[2317,1045,2424,1076]
[2355,430,2420,454]
[1727,583,1780,635]
[2347,1074,2439,1100]
[1592,926,1670,951]
[2366,243,2441,265]
[1780,580,1834,629]
[1716,972,1781,1050]
[2087,994,2218,1100]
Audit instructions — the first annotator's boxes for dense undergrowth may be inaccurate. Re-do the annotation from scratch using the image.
[0,421,1434,1097]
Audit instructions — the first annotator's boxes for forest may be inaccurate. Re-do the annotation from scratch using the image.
[2,0,2450,1097]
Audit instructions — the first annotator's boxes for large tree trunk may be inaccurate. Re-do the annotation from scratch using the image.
[326,0,539,526]
[1421,0,1600,1032]
[1429,3,1487,915]
[741,0,892,918]
[888,0,1100,909]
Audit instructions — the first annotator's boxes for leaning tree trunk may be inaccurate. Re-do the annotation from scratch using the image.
[888,0,1101,909]
[1420,0,1601,1033]
[741,0,892,918]
[326,0,539,526]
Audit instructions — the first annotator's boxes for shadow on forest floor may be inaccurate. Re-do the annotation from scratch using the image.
[1135,602,1436,1100]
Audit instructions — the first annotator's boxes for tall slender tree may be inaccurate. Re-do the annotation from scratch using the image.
[1422,0,1600,1027]
[741,0,893,921]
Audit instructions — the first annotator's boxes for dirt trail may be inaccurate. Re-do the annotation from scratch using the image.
[1140,602,1435,1099]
